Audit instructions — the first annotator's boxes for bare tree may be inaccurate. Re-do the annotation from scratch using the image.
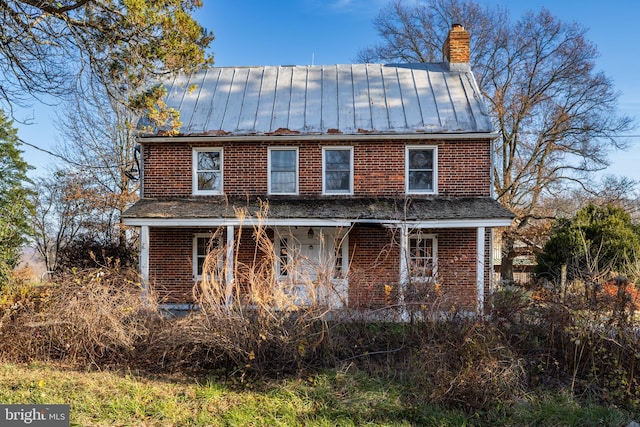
[31,170,93,273]
[358,0,633,280]
[54,75,140,251]
[0,0,213,114]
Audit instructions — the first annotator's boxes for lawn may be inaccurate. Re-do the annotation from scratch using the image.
[0,363,634,426]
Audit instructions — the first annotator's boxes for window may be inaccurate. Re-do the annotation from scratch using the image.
[193,148,223,195]
[268,148,298,194]
[406,146,437,193]
[193,234,222,280]
[323,147,353,194]
[277,237,291,277]
[408,234,436,280]
[332,235,348,279]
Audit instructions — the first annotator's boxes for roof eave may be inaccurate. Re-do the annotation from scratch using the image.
[136,131,500,144]
[123,217,513,228]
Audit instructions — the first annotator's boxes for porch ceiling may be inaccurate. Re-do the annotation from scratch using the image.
[123,196,514,223]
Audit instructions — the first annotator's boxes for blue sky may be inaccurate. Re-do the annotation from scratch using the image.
[16,0,640,183]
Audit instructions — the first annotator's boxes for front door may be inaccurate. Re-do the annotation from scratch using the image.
[275,227,347,307]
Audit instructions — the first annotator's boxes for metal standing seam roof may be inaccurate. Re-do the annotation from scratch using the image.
[139,63,494,137]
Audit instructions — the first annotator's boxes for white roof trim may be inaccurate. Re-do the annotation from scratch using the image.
[377,219,512,228]
[123,218,354,227]
[123,217,511,228]
[137,132,499,144]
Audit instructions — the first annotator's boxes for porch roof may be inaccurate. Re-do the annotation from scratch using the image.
[123,196,514,226]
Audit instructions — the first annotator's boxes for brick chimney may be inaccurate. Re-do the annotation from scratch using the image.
[442,24,470,70]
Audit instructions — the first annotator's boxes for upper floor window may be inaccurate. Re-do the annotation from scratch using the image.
[268,148,298,194]
[406,146,437,194]
[323,147,353,194]
[193,148,223,195]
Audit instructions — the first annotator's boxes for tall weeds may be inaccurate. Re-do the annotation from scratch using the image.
[0,259,158,367]
[1,212,639,410]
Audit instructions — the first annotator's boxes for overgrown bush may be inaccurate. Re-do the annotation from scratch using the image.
[55,237,138,271]
[3,211,640,411]
[0,261,158,366]
[493,276,640,407]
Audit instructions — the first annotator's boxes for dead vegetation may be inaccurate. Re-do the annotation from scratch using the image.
[1,221,640,411]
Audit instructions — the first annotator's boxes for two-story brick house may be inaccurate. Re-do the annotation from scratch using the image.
[123,25,513,314]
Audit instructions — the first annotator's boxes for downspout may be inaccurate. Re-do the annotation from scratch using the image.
[137,143,144,199]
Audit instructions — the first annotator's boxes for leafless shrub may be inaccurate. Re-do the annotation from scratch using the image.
[0,258,160,367]
[145,209,341,376]
[417,321,526,409]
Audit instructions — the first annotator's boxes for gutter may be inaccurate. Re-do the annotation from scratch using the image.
[137,132,500,144]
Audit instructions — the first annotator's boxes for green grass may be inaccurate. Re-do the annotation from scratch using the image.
[0,363,634,426]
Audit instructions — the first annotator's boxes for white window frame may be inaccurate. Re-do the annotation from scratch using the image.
[405,145,437,194]
[193,233,222,280]
[192,148,223,195]
[407,233,437,282]
[268,147,299,195]
[322,146,354,195]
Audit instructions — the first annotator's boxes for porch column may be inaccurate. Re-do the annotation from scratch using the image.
[476,226,486,315]
[225,225,235,306]
[140,225,150,301]
[399,224,409,318]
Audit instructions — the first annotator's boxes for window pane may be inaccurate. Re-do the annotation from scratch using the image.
[271,172,296,193]
[198,171,220,191]
[409,149,433,169]
[197,237,208,255]
[279,238,289,276]
[197,257,205,276]
[198,151,220,171]
[333,241,344,278]
[326,150,350,170]
[326,171,350,191]
[271,150,296,171]
[408,171,432,190]
[196,237,209,276]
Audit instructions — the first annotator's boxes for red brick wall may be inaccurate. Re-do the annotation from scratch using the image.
[347,225,400,308]
[436,228,479,310]
[142,139,492,198]
[147,225,487,311]
[148,227,194,303]
[437,140,491,197]
[143,143,192,197]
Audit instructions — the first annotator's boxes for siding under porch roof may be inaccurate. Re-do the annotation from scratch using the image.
[139,63,494,138]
